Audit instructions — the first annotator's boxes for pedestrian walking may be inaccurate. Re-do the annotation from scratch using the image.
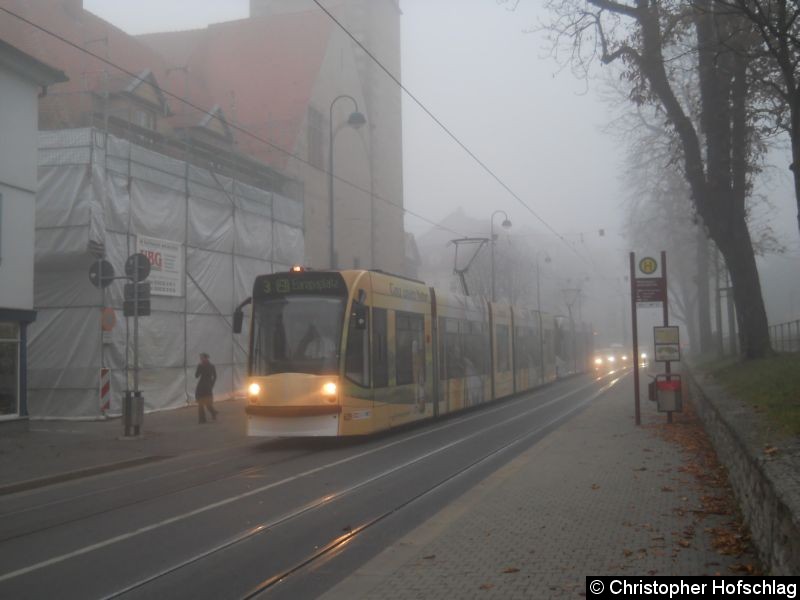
[195,352,218,423]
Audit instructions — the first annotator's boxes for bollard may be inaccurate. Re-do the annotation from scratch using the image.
[123,390,144,437]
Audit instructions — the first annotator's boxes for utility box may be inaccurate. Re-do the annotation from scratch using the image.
[655,374,682,413]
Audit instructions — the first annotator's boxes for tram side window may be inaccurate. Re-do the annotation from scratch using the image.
[345,304,370,386]
[514,326,525,372]
[438,317,446,379]
[396,312,425,385]
[373,308,388,388]
[495,324,510,372]
[444,318,462,379]
[463,321,486,376]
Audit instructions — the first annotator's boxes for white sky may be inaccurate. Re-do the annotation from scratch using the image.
[83,1,626,242]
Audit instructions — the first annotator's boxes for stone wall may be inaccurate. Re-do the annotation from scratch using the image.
[686,367,800,574]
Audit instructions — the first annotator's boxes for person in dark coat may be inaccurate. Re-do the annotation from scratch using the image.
[195,352,218,423]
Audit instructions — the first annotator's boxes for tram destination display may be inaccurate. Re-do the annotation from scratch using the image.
[253,272,347,301]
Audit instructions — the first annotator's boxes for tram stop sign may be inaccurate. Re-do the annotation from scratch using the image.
[125,253,151,282]
[89,259,115,289]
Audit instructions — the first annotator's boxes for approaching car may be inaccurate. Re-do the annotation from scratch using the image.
[593,347,621,372]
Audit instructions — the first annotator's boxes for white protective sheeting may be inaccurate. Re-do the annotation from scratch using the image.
[28,128,304,419]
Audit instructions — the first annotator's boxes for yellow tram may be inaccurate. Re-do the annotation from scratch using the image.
[233,267,590,437]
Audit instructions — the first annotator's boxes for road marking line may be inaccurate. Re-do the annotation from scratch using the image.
[0,375,614,584]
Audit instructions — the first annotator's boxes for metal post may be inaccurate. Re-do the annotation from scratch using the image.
[630,252,640,426]
[715,247,724,357]
[328,94,364,270]
[490,218,496,302]
[328,103,335,269]
[490,210,510,303]
[132,256,140,437]
[661,251,671,424]
[537,256,545,384]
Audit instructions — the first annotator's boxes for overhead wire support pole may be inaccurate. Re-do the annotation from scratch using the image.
[308,0,595,270]
[450,237,489,297]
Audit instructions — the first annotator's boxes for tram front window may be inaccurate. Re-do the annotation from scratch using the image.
[252,296,345,375]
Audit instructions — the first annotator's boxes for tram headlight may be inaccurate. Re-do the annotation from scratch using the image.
[607,355,615,363]
[322,382,337,399]
[248,382,261,397]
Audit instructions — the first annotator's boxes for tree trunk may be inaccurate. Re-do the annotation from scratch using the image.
[716,219,772,358]
[790,90,800,235]
[696,227,713,353]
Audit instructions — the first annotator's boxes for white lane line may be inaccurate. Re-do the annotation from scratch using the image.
[103,374,626,599]
[0,375,611,584]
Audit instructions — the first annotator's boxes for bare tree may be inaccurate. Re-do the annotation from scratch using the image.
[713,0,800,235]
[544,0,772,358]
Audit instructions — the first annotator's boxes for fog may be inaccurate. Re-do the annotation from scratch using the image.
[78,0,800,344]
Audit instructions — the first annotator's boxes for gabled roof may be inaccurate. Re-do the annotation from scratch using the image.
[139,11,334,169]
[0,37,67,86]
[0,1,166,93]
[103,69,171,115]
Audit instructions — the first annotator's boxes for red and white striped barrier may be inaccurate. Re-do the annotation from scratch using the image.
[100,368,111,413]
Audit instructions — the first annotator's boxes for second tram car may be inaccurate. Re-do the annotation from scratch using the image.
[234,267,591,437]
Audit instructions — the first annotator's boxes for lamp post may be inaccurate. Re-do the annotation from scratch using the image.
[536,252,551,384]
[328,94,366,269]
[490,210,512,302]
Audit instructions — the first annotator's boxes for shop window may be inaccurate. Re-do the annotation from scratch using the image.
[0,322,20,417]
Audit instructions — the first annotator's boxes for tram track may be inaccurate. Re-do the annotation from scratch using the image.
[0,371,628,599]
[0,449,321,544]
[97,372,626,600]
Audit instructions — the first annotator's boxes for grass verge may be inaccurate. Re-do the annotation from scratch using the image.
[704,353,800,438]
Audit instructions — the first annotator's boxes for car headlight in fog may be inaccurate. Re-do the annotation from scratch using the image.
[248,382,261,396]
[607,356,615,362]
[622,355,628,361]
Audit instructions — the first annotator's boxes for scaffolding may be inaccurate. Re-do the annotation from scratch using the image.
[29,127,305,418]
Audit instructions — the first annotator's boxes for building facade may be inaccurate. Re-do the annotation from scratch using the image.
[0,38,66,426]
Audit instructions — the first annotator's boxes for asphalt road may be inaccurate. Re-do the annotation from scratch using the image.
[0,370,626,600]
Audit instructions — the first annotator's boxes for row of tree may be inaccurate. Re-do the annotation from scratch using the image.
[544,0,800,359]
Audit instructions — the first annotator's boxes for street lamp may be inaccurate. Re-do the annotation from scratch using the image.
[490,210,512,302]
[536,252,551,384]
[329,94,366,269]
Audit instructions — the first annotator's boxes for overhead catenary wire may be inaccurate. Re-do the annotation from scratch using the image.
[310,0,596,269]
[0,5,468,240]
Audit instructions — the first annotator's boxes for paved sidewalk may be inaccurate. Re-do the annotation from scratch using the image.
[322,375,757,599]
[0,398,249,493]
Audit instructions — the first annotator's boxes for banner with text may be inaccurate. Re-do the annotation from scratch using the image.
[136,235,183,297]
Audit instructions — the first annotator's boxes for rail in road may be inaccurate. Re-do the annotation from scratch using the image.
[0,370,627,600]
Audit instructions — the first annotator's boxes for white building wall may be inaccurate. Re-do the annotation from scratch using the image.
[0,67,38,311]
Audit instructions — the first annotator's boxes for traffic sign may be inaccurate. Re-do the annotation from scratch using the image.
[100,307,116,332]
[638,256,658,275]
[123,282,151,316]
[124,282,151,300]
[88,260,115,289]
[125,253,151,282]
[634,277,666,303]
